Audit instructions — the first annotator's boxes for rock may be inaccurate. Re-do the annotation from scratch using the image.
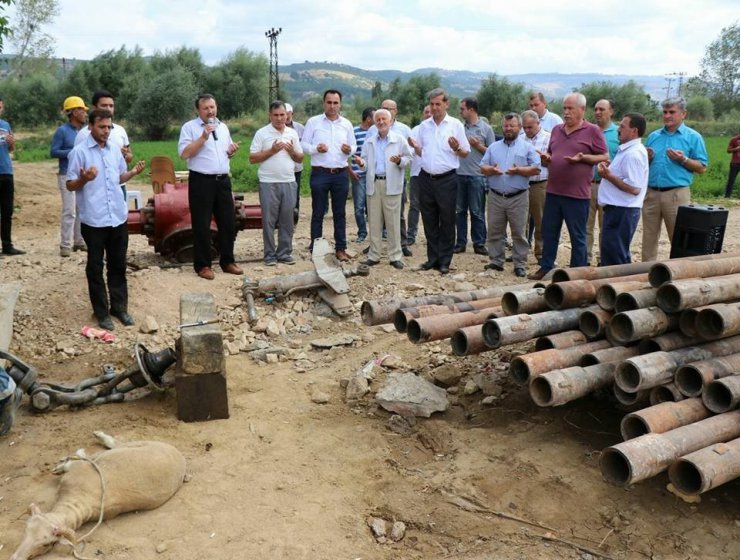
[454,281,478,292]
[481,396,497,405]
[139,315,159,334]
[390,521,406,542]
[265,320,281,338]
[379,355,404,369]
[310,334,355,349]
[432,364,462,387]
[451,273,466,281]
[380,324,395,333]
[376,372,450,418]
[406,283,425,291]
[368,517,387,538]
[265,353,279,364]
[345,376,369,401]
[224,341,241,355]
[311,390,331,404]
[387,414,413,435]
[463,379,479,395]
[313,302,334,317]
[473,372,503,396]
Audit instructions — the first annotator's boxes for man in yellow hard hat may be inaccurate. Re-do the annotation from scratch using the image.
[51,96,88,257]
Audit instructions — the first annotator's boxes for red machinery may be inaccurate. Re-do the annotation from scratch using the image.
[127,182,262,262]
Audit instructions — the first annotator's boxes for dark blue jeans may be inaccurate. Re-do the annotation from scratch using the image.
[455,174,487,248]
[600,205,640,266]
[540,193,590,271]
[310,168,349,251]
[350,173,367,240]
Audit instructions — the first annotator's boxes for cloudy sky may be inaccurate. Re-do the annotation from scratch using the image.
[6,0,737,77]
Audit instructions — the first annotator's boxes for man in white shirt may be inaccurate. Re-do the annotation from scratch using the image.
[597,112,649,266]
[407,104,432,245]
[528,92,563,132]
[249,101,304,266]
[285,102,304,213]
[521,110,551,264]
[301,89,356,261]
[178,94,242,280]
[409,88,470,275]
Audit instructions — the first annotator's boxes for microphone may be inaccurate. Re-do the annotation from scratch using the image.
[208,117,218,141]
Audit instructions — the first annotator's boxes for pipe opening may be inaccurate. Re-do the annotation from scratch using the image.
[579,312,602,339]
[616,362,641,392]
[509,358,531,384]
[529,376,553,406]
[614,383,642,405]
[600,448,632,486]
[638,339,661,354]
[360,302,375,325]
[450,330,468,357]
[656,284,682,313]
[551,270,570,282]
[482,320,501,348]
[703,382,733,413]
[674,366,704,397]
[670,460,703,495]
[650,385,679,404]
[501,292,519,316]
[535,337,555,351]
[696,310,724,339]
[620,415,651,440]
[596,287,617,311]
[615,293,639,313]
[544,284,565,310]
[609,314,634,344]
[393,310,409,333]
[679,310,699,337]
[580,353,600,366]
[648,263,672,288]
[406,320,423,344]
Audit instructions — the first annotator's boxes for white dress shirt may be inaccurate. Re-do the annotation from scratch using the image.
[300,114,356,168]
[75,123,130,150]
[597,138,649,208]
[416,114,470,175]
[178,117,234,175]
[539,110,564,132]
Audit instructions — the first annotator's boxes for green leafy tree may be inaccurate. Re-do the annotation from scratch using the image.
[396,73,441,117]
[686,95,714,121]
[370,80,383,104]
[205,48,267,119]
[128,67,197,140]
[9,0,58,77]
[578,80,659,120]
[1,72,59,126]
[0,0,13,53]
[150,46,207,90]
[698,22,740,115]
[475,74,527,118]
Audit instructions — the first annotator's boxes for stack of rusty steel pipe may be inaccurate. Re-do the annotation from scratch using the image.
[360,253,740,495]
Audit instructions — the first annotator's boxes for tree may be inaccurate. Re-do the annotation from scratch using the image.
[686,95,714,121]
[9,0,58,77]
[370,80,383,103]
[475,74,527,117]
[698,22,740,115]
[128,67,197,140]
[0,0,13,53]
[205,48,267,118]
[577,80,659,120]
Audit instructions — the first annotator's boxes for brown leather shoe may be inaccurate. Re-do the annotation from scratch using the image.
[527,268,548,281]
[197,267,215,280]
[335,250,349,262]
[222,263,244,275]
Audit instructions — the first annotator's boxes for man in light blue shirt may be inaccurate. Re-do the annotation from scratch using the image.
[642,96,708,262]
[67,109,146,331]
[480,113,541,276]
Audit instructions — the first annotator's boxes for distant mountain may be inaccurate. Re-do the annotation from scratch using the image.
[280,62,669,103]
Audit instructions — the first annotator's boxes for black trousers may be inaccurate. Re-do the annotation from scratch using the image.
[0,174,15,250]
[81,222,128,319]
[419,170,458,267]
[725,163,740,198]
[188,171,236,271]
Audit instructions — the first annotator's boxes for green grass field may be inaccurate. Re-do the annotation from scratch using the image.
[13,134,737,201]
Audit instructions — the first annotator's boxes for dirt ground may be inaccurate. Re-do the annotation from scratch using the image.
[1,162,738,560]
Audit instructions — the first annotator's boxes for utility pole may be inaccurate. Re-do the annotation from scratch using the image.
[265,27,282,104]
[668,71,687,96]
[663,76,675,99]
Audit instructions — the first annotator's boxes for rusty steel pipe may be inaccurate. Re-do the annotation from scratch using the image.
[407,307,502,344]
[702,375,740,413]
[600,410,740,486]
[393,297,502,333]
[534,330,589,351]
[696,302,740,340]
[674,352,740,397]
[482,305,599,349]
[595,281,652,311]
[649,255,740,288]
[613,384,650,407]
[580,345,640,367]
[579,308,614,339]
[544,274,647,310]
[609,307,679,345]
[617,335,740,393]
[620,398,711,440]
[361,283,533,326]
[649,382,685,405]
[450,325,489,356]
[657,274,740,314]
[501,288,548,316]
[668,437,740,496]
[638,332,703,354]
[614,288,659,313]
[529,362,619,407]
[679,307,702,338]
[509,340,611,384]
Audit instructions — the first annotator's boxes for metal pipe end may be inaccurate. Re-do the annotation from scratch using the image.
[529,376,553,406]
[600,447,633,486]
[501,292,519,316]
[579,311,602,339]
[544,284,565,310]
[393,310,409,333]
[679,309,700,337]
[703,380,734,413]
[450,330,468,357]
[614,293,639,313]
[482,319,501,348]
[609,313,634,344]
[620,414,651,440]
[638,338,660,354]
[615,361,641,392]
[656,284,682,313]
[551,269,570,282]
[648,263,672,288]
[596,286,617,311]
[534,337,554,351]
[696,309,724,339]
[649,384,682,405]
[614,383,644,406]
[674,365,705,397]
[509,358,531,384]
[360,302,375,325]
[406,320,423,344]
[668,459,704,496]
[580,353,600,366]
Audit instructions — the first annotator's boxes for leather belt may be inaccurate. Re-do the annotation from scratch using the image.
[490,189,527,198]
[648,186,684,192]
[190,170,229,180]
[529,180,547,185]
[375,175,386,181]
[312,166,347,174]
[421,169,455,180]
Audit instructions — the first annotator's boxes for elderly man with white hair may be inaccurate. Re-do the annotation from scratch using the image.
[528,92,609,280]
[358,108,413,269]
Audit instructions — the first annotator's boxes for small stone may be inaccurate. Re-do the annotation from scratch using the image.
[310,334,355,349]
[155,543,168,554]
[474,372,503,396]
[463,380,479,395]
[451,273,466,281]
[454,281,478,292]
[225,341,241,355]
[346,376,369,401]
[380,355,404,369]
[432,364,463,387]
[139,315,159,334]
[387,414,413,435]
[369,517,387,538]
[311,390,331,404]
[380,324,395,333]
[265,320,281,338]
[481,396,497,405]
[390,521,406,542]
[266,353,279,364]
[376,372,450,417]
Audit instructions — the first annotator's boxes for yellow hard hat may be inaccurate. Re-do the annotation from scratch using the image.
[63,96,88,112]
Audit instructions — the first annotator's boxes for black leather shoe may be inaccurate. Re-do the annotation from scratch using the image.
[439,265,450,275]
[363,259,380,266]
[2,246,25,255]
[112,311,135,326]
[484,263,504,271]
[98,315,115,331]
[362,246,370,255]
[390,260,404,270]
[453,246,466,254]
[402,246,412,257]
[420,261,437,271]
[514,267,527,278]
[473,245,488,255]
